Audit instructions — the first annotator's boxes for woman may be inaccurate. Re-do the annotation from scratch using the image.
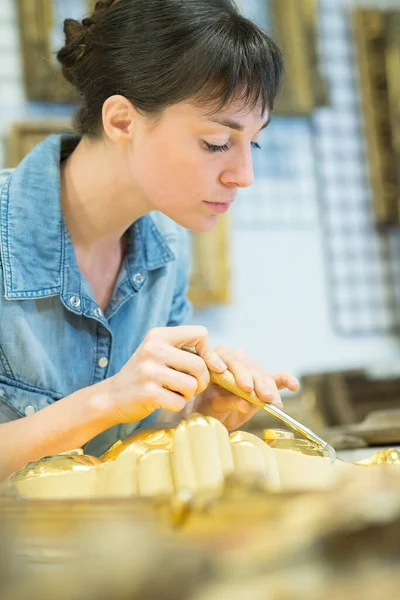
[0,0,299,479]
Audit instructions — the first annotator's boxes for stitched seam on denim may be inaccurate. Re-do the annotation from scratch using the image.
[90,322,100,383]
[148,218,177,249]
[5,287,60,298]
[0,175,13,293]
[106,286,135,320]
[107,331,113,379]
[60,218,67,296]
[0,394,24,418]
[0,374,63,400]
[146,220,175,268]
[0,345,14,379]
[0,175,61,298]
[149,219,176,247]
[149,231,174,259]
[163,233,177,242]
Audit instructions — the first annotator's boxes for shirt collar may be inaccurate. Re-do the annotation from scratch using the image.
[0,134,175,300]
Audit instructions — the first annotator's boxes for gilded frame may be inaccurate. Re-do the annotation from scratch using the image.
[16,0,96,102]
[353,9,400,227]
[269,0,328,115]
[187,216,231,308]
[7,120,72,168]
[6,120,231,308]
[385,13,400,192]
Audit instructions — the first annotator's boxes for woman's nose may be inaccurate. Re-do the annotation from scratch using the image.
[220,151,255,188]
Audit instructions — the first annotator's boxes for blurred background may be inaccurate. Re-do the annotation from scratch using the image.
[1,0,400,441]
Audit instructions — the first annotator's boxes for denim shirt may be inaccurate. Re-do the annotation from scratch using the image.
[0,134,192,455]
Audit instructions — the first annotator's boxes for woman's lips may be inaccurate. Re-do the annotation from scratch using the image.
[203,201,232,214]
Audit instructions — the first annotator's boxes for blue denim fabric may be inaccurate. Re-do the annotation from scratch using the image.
[0,134,192,455]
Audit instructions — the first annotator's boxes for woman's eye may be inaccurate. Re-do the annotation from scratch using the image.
[204,142,229,153]
[204,141,262,153]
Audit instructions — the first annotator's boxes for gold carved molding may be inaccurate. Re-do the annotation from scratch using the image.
[269,0,329,115]
[6,120,230,309]
[353,9,400,227]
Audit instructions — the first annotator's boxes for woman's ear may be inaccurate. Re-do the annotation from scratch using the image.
[102,95,137,143]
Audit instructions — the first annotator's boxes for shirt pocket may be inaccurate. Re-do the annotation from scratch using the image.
[0,381,54,420]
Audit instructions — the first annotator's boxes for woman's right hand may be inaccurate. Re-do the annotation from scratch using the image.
[104,326,227,424]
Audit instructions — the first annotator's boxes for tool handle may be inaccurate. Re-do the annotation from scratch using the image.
[209,368,267,410]
[183,346,265,408]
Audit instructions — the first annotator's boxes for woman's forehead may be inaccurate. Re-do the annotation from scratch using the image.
[194,98,269,128]
[158,99,268,131]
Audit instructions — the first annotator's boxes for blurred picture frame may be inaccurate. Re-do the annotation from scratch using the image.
[269,0,329,115]
[353,9,400,227]
[16,0,96,102]
[6,120,231,309]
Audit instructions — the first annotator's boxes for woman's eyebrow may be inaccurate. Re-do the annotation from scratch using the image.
[209,115,271,132]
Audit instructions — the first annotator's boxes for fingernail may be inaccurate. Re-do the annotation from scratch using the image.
[242,377,254,391]
[262,387,277,400]
[266,393,283,409]
[210,353,227,371]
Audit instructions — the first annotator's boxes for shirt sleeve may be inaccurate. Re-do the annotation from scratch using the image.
[166,227,193,327]
[134,228,193,432]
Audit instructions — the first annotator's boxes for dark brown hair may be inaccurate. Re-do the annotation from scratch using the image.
[57,0,283,137]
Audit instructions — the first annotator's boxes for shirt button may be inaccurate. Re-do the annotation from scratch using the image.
[70,296,81,308]
[24,405,35,417]
[94,307,103,319]
[133,273,144,285]
[98,357,109,369]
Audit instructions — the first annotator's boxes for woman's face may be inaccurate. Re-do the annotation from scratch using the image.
[127,100,269,232]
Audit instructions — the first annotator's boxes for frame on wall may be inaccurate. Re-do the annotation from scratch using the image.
[269,0,329,115]
[386,13,400,180]
[7,120,72,167]
[353,9,400,227]
[187,215,231,308]
[6,120,231,309]
[16,0,96,102]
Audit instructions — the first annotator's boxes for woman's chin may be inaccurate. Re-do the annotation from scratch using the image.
[180,214,219,233]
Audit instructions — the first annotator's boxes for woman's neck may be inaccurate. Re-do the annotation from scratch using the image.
[60,136,150,258]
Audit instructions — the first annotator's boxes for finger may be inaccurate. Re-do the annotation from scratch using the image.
[153,386,187,413]
[215,346,284,408]
[210,392,257,416]
[156,365,199,401]
[161,325,227,373]
[222,357,254,393]
[144,325,225,375]
[218,346,260,371]
[163,346,210,394]
[148,325,210,348]
[249,367,283,408]
[274,372,300,392]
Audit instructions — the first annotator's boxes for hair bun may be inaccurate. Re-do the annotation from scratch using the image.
[63,18,85,44]
[82,17,96,28]
[95,0,118,12]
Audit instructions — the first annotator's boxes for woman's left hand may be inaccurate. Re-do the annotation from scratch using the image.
[191,346,300,431]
